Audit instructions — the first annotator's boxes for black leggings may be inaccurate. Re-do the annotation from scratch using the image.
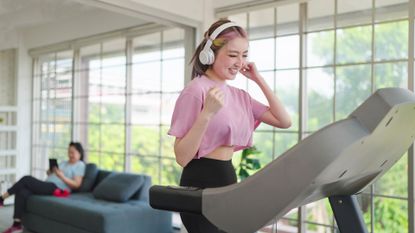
[180,157,237,233]
[7,176,57,219]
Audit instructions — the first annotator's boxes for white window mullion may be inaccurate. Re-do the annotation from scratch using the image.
[407,1,415,233]
[298,3,307,233]
[125,39,133,172]
[72,49,80,142]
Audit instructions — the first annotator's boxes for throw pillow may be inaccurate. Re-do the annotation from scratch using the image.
[76,163,99,192]
[93,173,145,202]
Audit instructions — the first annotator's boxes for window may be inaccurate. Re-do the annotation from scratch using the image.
[32,51,73,178]
[130,28,185,185]
[32,24,188,185]
[78,39,127,171]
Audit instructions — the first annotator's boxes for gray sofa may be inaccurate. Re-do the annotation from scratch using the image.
[22,164,172,233]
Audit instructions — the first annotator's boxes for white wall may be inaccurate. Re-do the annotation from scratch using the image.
[0,31,32,179]
[0,30,20,52]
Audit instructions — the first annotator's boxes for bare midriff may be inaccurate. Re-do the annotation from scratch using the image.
[203,145,234,161]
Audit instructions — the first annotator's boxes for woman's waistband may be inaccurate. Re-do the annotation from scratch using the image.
[180,157,236,188]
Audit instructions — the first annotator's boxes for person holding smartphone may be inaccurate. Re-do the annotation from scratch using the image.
[0,142,86,233]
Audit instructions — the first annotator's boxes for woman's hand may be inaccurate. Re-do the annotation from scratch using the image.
[53,167,83,189]
[240,62,292,128]
[202,87,224,117]
[239,62,262,84]
[53,167,65,179]
[173,87,223,167]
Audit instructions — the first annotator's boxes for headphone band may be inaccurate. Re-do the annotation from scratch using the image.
[203,22,239,49]
[208,22,239,41]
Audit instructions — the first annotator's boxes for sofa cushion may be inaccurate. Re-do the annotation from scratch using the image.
[93,173,144,202]
[76,163,99,192]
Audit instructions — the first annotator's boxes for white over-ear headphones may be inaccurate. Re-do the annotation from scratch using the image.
[199,22,239,65]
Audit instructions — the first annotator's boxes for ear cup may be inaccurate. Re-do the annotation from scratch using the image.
[198,22,239,65]
[199,47,215,65]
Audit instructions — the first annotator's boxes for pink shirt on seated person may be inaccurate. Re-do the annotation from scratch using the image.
[168,75,269,159]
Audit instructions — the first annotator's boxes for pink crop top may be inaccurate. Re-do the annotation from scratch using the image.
[168,75,269,158]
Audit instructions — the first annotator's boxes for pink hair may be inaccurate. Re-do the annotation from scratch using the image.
[190,19,248,79]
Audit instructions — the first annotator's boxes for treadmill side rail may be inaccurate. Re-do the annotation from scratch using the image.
[149,185,203,214]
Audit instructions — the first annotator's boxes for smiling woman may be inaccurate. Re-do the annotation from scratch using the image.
[168,18,291,233]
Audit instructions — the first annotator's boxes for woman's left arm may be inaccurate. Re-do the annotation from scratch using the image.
[240,62,292,128]
[54,168,83,190]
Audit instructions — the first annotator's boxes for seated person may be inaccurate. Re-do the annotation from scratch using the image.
[0,142,86,233]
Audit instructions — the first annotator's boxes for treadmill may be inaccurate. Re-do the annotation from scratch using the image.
[150,87,415,233]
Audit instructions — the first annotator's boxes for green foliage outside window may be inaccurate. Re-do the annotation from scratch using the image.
[87,103,125,171]
[309,20,409,232]
[236,146,262,181]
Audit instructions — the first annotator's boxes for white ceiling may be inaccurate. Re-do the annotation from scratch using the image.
[0,0,261,33]
[0,0,268,50]
[0,0,149,31]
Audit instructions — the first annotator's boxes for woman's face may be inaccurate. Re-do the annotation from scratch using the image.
[68,146,81,163]
[211,37,248,81]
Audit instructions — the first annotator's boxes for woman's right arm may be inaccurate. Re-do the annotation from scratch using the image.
[174,87,224,167]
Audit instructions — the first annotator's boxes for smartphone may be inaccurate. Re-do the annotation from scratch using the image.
[49,158,59,171]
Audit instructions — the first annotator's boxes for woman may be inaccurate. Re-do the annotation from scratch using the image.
[0,142,86,233]
[168,19,291,233]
